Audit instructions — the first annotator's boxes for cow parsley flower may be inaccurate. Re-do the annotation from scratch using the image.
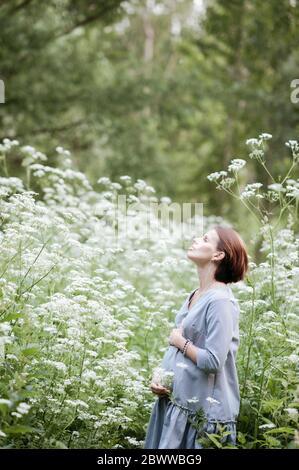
[284,408,298,417]
[56,146,71,157]
[240,182,263,199]
[219,177,235,189]
[187,397,200,404]
[0,138,19,152]
[175,362,189,369]
[285,140,299,162]
[97,177,111,185]
[228,159,247,172]
[259,423,276,429]
[268,183,286,193]
[259,133,272,140]
[206,396,220,404]
[246,138,259,147]
[207,171,227,182]
[16,402,31,415]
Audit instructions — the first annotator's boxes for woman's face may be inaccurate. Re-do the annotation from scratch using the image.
[187,229,222,265]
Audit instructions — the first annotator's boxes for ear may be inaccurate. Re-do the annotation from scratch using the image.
[218,251,226,261]
[212,251,225,262]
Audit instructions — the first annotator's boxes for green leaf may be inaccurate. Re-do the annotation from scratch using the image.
[264,427,294,435]
[205,433,222,448]
[21,347,40,357]
[3,425,36,435]
[4,313,23,321]
[237,431,246,444]
[0,403,11,413]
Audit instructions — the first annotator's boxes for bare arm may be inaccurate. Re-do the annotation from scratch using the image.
[177,336,198,364]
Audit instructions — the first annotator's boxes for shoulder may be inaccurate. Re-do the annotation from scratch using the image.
[207,290,238,310]
[206,295,234,310]
[205,295,239,325]
[209,286,239,306]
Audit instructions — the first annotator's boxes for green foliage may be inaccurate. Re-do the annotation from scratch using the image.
[1,0,298,228]
[0,136,298,448]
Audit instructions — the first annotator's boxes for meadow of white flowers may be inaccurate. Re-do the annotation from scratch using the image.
[0,136,298,448]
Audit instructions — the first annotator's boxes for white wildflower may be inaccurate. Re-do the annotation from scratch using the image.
[285,140,299,162]
[219,177,235,189]
[268,183,285,192]
[262,310,277,319]
[285,140,298,148]
[111,182,122,190]
[246,138,259,147]
[152,367,174,388]
[43,360,67,373]
[56,146,71,157]
[0,399,12,407]
[256,336,267,342]
[284,408,298,417]
[162,371,175,389]
[6,354,18,361]
[187,396,200,404]
[259,423,276,429]
[206,396,220,404]
[160,197,172,204]
[126,437,141,446]
[248,149,265,160]
[16,402,31,415]
[207,171,227,182]
[97,177,111,185]
[175,362,189,369]
[228,159,247,172]
[259,133,272,140]
[119,175,131,182]
[240,182,263,200]
[20,145,47,166]
[82,370,97,381]
[0,138,19,152]
[287,354,298,364]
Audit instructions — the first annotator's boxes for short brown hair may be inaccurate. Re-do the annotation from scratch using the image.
[213,225,249,283]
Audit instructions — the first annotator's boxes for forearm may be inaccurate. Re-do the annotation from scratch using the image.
[177,336,198,365]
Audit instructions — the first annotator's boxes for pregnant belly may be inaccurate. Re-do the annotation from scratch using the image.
[159,345,214,414]
[159,345,179,371]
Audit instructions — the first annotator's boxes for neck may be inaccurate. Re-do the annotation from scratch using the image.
[196,265,226,292]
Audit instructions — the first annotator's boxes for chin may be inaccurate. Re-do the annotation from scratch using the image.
[187,251,198,260]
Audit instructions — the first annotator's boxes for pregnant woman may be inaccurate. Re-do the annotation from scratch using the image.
[144,225,248,449]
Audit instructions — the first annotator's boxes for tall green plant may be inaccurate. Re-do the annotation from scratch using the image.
[206,134,299,448]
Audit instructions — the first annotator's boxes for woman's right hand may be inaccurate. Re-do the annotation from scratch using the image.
[150,382,171,396]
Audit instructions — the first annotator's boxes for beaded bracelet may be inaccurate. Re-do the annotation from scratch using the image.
[181,339,192,356]
[181,339,189,354]
[182,340,190,355]
[184,340,192,356]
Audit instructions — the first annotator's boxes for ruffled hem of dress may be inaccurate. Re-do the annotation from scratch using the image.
[144,396,237,449]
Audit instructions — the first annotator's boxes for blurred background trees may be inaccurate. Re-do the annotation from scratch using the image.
[0,0,298,233]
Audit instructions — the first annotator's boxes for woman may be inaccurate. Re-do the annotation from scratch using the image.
[144,225,248,449]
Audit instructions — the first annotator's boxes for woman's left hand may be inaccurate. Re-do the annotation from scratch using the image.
[168,324,184,349]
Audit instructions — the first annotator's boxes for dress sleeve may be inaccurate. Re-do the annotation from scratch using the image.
[196,298,234,374]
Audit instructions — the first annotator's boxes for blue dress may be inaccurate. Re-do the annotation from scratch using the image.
[144,284,240,449]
